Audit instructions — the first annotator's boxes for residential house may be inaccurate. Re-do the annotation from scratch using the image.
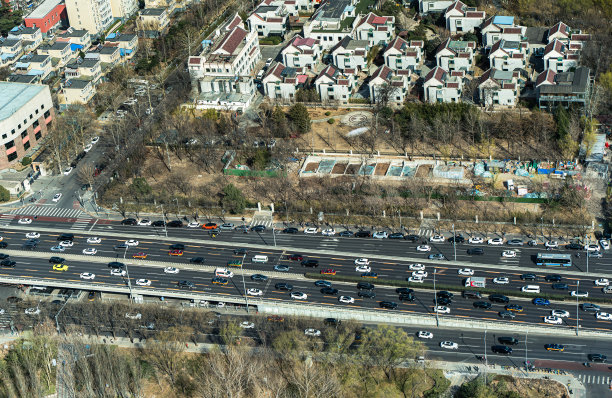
[262,61,308,100]
[353,12,395,46]
[38,41,72,67]
[524,26,548,56]
[368,65,409,104]
[11,54,53,81]
[139,8,170,36]
[7,26,43,53]
[330,36,369,72]
[535,66,591,111]
[105,33,138,59]
[0,39,24,67]
[57,28,92,52]
[423,66,464,103]
[435,38,476,73]
[65,59,102,83]
[418,0,453,15]
[24,0,67,34]
[383,37,424,73]
[480,16,525,48]
[247,2,288,38]
[280,34,322,70]
[546,21,590,49]
[303,0,357,50]
[488,39,528,71]
[543,38,580,73]
[61,79,96,104]
[444,0,485,33]
[314,64,354,103]
[478,68,519,107]
[280,0,318,16]
[7,74,41,84]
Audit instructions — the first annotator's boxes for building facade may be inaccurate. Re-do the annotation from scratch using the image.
[65,0,114,35]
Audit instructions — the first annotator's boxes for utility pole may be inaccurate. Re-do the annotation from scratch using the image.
[433,268,439,327]
[272,226,277,247]
[524,330,529,374]
[240,253,249,313]
[585,235,589,274]
[123,245,133,304]
[54,292,74,334]
[484,328,488,384]
[576,280,580,335]
[452,223,457,261]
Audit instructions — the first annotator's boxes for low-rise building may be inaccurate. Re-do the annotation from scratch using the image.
[444,0,485,34]
[7,26,43,53]
[488,39,528,71]
[24,0,67,34]
[85,45,121,67]
[262,61,308,100]
[353,12,395,46]
[12,54,53,81]
[195,76,256,111]
[536,66,591,111]
[423,66,464,103]
[105,33,138,59]
[478,68,519,107]
[314,64,354,103]
[418,0,453,15]
[330,36,369,72]
[303,0,357,50]
[57,28,92,52]
[543,38,579,73]
[38,41,72,67]
[435,38,476,73]
[281,34,322,71]
[0,39,24,67]
[139,8,170,36]
[61,79,96,104]
[65,58,102,83]
[369,65,409,104]
[383,37,424,73]
[247,2,288,38]
[480,15,525,48]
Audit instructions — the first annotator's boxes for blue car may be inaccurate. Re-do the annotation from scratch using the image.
[532,298,550,306]
[50,245,66,252]
[274,264,289,272]
[428,253,445,260]
[314,280,332,287]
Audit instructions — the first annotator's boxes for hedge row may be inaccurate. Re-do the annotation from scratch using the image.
[304,273,612,305]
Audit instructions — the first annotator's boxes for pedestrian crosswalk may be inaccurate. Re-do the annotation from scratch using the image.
[70,216,93,231]
[577,374,611,385]
[250,218,274,229]
[0,214,16,227]
[7,206,87,219]
[418,229,434,237]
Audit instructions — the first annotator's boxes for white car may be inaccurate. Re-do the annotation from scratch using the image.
[600,240,610,250]
[135,279,151,286]
[304,328,321,337]
[59,240,73,247]
[25,232,40,239]
[412,270,428,278]
[125,240,139,246]
[50,245,65,252]
[291,292,308,300]
[458,268,474,276]
[493,277,510,284]
[596,312,612,321]
[487,238,503,245]
[409,263,425,271]
[434,306,450,314]
[321,228,336,236]
[355,265,371,273]
[594,278,610,286]
[417,331,433,339]
[570,291,588,297]
[52,193,62,202]
[585,244,601,252]
[240,321,255,329]
[304,227,318,234]
[247,288,263,296]
[545,241,559,248]
[91,136,100,144]
[440,341,458,350]
[82,248,97,255]
[501,250,516,258]
[87,237,101,244]
[429,235,444,243]
[407,276,424,283]
[18,218,32,224]
[187,222,200,228]
[80,272,95,280]
[416,245,431,252]
[373,231,388,239]
[338,296,355,304]
[110,269,126,276]
[83,144,93,152]
[63,167,73,176]
[469,236,484,244]
[544,316,563,324]
[137,219,152,226]
[551,309,570,318]
[25,308,40,315]
[354,258,370,266]
[163,267,179,274]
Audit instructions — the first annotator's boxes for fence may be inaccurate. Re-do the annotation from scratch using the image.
[223,168,285,178]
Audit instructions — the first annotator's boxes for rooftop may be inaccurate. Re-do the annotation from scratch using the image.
[64,79,91,89]
[0,82,47,122]
[27,0,63,20]
[492,16,514,25]
[540,66,590,94]
[141,8,166,16]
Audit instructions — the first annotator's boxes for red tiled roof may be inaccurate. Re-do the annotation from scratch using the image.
[502,83,516,90]
[189,57,201,64]
[446,82,459,88]
[450,70,464,77]
[216,27,248,55]
[535,69,556,87]
[548,21,569,38]
[511,53,524,59]
[446,1,466,14]
[410,40,424,48]
[267,17,284,23]
[425,66,446,82]
[502,27,522,34]
[371,16,389,25]
[570,34,590,41]
[345,68,356,74]
[293,36,317,48]
[465,11,485,18]
[227,15,243,31]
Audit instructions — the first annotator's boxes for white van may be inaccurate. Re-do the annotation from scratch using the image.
[521,285,540,293]
[252,255,268,263]
[215,268,234,278]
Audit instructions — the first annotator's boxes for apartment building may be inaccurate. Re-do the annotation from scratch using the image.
[383,37,424,73]
[57,28,92,51]
[7,26,43,53]
[536,66,591,111]
[281,35,322,70]
[543,39,580,73]
[353,12,395,46]
[139,8,170,36]
[444,0,485,33]
[65,0,114,36]
[330,36,369,72]
[105,33,138,59]
[13,54,53,81]
[65,59,102,83]
[435,38,476,73]
[61,79,96,104]
[423,66,464,103]
[478,68,519,107]
[0,39,24,67]
[24,0,67,34]
[38,41,73,67]
[109,0,139,19]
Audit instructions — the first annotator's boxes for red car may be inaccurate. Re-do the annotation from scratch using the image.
[320,269,336,275]
[168,249,184,256]
[202,223,218,230]
[287,254,304,261]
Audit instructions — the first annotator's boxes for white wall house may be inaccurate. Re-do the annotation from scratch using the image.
[478,68,519,107]
[280,34,322,71]
[488,39,528,71]
[314,64,354,103]
[444,0,485,33]
[383,37,424,73]
[543,38,580,73]
[480,15,525,48]
[262,61,308,100]
[353,12,395,46]
[435,38,476,73]
[423,66,464,103]
[303,0,357,50]
[247,2,288,38]
[330,36,369,72]
[7,26,42,53]
[368,65,410,104]
[419,0,453,15]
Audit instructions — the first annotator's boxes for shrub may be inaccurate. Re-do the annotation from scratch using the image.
[324,111,331,116]
[0,186,9,202]
[21,157,32,166]
[327,118,335,124]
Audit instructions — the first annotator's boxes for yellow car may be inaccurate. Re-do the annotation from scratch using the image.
[52,263,68,271]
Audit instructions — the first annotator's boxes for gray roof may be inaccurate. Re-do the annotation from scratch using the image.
[110,33,137,42]
[7,75,39,84]
[1,39,21,47]
[540,66,590,94]
[27,0,63,19]
[47,41,70,50]
[491,69,514,81]
[319,0,351,20]
[524,27,547,45]
[30,54,50,63]
[0,82,47,121]
[81,59,99,68]
[99,46,118,54]
[64,79,91,89]
[254,5,279,14]
[59,29,89,38]
[141,8,166,16]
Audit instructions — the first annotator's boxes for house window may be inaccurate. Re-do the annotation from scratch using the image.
[5,140,14,150]
[35,131,42,140]
[23,141,30,150]
[44,110,50,119]
[1,134,5,139]
[21,131,27,139]
[7,152,17,162]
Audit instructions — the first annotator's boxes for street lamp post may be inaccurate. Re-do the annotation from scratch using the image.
[484,329,488,383]
[398,210,402,231]
[123,245,134,304]
[452,223,457,261]
[541,217,544,243]
[157,204,168,238]
[524,330,529,374]
[433,268,439,327]
[55,292,74,334]
[576,280,579,335]
[585,235,589,274]
[272,226,277,247]
[240,253,249,313]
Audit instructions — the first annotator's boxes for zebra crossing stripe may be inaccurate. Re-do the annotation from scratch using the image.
[8,206,86,218]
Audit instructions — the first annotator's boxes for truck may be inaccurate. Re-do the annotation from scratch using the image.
[464,277,486,288]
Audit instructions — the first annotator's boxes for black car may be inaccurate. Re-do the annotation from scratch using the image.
[448,235,465,243]
[491,345,513,354]
[581,303,600,312]
[552,283,569,290]
[324,318,340,326]
[338,230,354,237]
[357,282,375,290]
[0,253,9,260]
[320,287,339,295]
[380,301,398,309]
[467,248,484,255]
[190,257,205,264]
[170,243,185,251]
[396,287,414,295]
[463,291,482,299]
[498,311,516,319]
[233,248,248,255]
[177,280,195,290]
[545,274,562,282]
[398,293,415,301]
[57,233,74,241]
[49,256,65,263]
[22,242,37,250]
[151,220,166,227]
[388,232,405,239]
[520,273,537,281]
[473,301,492,309]
[282,227,299,234]
[498,336,519,345]
[107,261,125,269]
[506,239,524,246]
[0,242,7,248]
[489,294,510,303]
[251,225,266,232]
[250,274,268,282]
[436,297,452,306]
[275,283,293,291]
[301,259,319,267]
[404,234,420,242]
[121,218,137,225]
[315,280,332,287]
[358,291,376,299]
[0,260,15,267]
[566,242,582,250]
[355,230,372,238]
[587,353,607,362]
[437,291,454,299]
[114,244,128,250]
[167,220,183,228]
